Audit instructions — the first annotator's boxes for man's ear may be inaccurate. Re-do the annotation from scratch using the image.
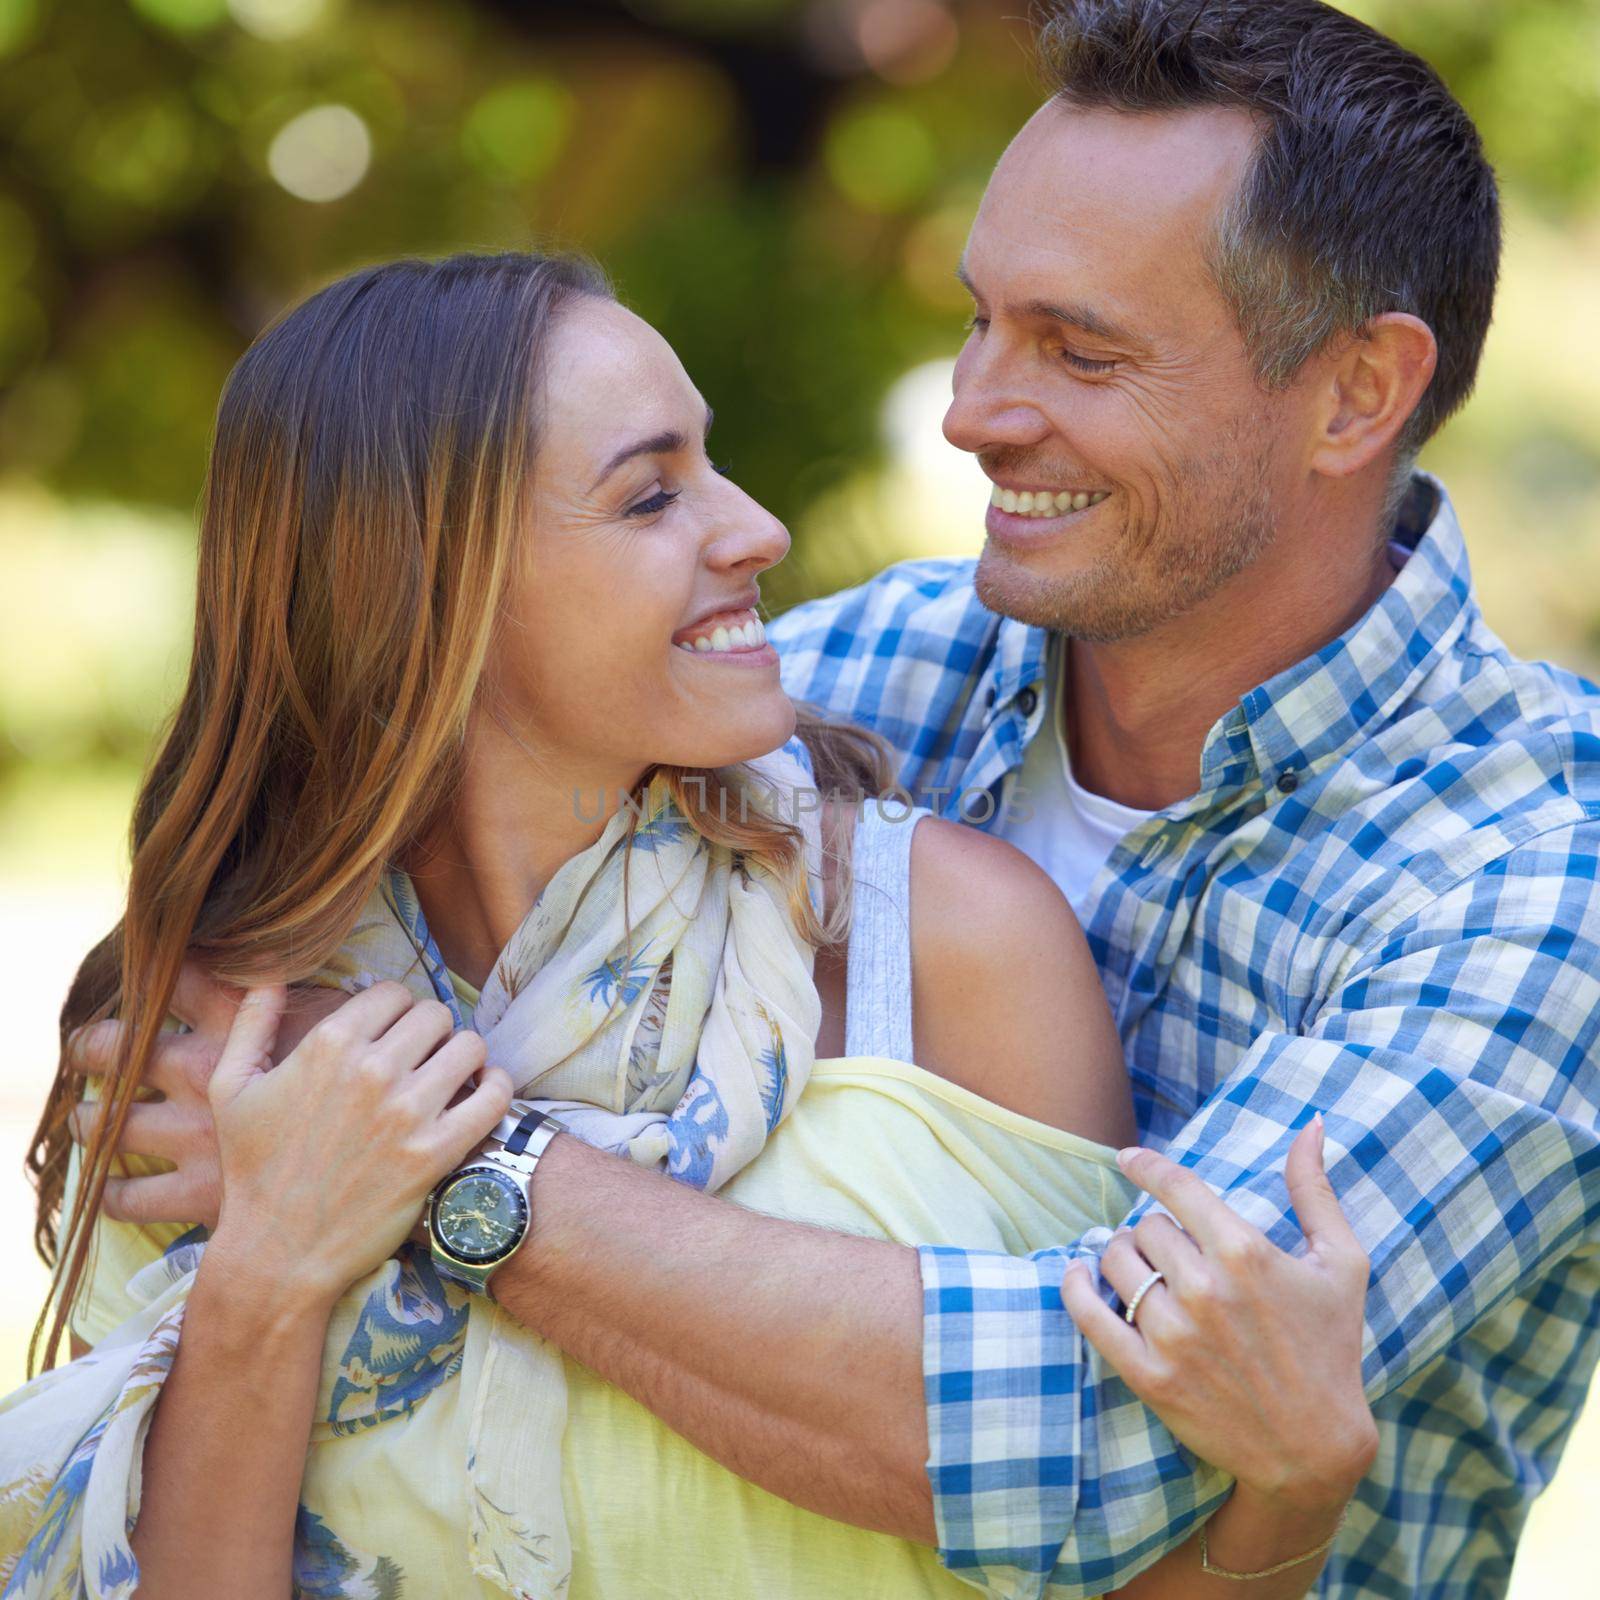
[1307,312,1438,479]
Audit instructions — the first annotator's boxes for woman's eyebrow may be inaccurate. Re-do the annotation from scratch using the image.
[590,405,715,492]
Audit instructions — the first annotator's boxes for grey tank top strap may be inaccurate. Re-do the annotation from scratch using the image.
[843,799,933,1062]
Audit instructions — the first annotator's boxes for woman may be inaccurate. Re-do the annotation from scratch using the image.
[2,251,1374,1599]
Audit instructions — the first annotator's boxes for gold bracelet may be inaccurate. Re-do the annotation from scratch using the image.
[1198,1504,1348,1581]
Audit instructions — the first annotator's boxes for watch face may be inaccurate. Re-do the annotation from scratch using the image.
[431,1166,528,1264]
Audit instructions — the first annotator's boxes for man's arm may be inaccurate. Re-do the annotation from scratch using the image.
[73,826,1600,1595]
[490,1133,938,1541]
[919,825,1600,1595]
[493,825,1600,1597]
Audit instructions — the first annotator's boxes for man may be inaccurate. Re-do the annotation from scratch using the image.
[74,1,1600,1594]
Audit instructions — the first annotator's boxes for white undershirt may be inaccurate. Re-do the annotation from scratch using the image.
[992,542,1414,920]
[992,643,1158,922]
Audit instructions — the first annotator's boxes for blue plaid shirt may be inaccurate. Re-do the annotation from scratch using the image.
[766,475,1600,1598]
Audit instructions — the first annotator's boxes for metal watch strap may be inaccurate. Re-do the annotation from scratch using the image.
[428,1107,563,1292]
[491,1105,564,1171]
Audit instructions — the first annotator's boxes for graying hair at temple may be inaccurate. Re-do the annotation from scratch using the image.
[1036,0,1503,481]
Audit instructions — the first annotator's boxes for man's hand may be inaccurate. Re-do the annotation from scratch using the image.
[66,960,346,1231]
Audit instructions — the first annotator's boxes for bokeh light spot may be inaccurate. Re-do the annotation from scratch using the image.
[804,0,957,82]
[858,0,958,85]
[903,198,977,309]
[461,78,575,184]
[129,0,227,33]
[227,0,327,41]
[267,104,372,202]
[0,0,38,57]
[81,97,204,209]
[825,104,937,211]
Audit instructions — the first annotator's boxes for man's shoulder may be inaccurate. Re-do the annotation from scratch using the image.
[1308,632,1600,948]
[1486,649,1600,779]
[1425,619,1600,815]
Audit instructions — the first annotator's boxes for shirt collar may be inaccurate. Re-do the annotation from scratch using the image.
[1197,472,1477,794]
[978,604,1052,719]
[973,472,1479,803]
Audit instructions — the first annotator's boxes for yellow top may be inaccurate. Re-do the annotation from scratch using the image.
[62,1029,1134,1597]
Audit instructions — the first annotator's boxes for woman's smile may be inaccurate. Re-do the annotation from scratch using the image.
[672,605,774,665]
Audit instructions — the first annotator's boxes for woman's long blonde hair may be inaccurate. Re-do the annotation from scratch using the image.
[26,249,893,1376]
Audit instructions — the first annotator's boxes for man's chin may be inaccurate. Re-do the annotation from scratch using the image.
[974,543,1123,637]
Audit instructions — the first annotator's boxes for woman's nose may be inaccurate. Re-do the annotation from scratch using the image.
[706,488,790,573]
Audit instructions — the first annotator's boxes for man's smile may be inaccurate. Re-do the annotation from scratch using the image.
[988,484,1111,519]
[986,483,1112,538]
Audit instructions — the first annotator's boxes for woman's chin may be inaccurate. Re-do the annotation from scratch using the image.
[658,695,797,774]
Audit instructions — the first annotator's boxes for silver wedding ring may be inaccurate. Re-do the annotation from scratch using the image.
[1123,1268,1166,1326]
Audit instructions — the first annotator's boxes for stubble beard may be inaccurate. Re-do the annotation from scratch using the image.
[974,414,1279,644]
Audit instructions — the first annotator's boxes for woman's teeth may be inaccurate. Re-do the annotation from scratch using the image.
[674,612,768,654]
[991,486,1110,519]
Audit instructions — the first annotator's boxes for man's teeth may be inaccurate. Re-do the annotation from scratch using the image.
[990,486,1110,518]
[674,613,768,654]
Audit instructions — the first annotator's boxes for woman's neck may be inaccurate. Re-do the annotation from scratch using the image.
[403,719,646,992]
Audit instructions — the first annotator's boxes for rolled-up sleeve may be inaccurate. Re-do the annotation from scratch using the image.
[919,1241,1229,1598]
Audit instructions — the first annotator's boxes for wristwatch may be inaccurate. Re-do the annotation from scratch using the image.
[425,1106,565,1293]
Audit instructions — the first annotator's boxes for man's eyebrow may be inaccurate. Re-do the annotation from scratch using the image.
[591,405,715,492]
[955,263,1138,349]
[1021,297,1137,346]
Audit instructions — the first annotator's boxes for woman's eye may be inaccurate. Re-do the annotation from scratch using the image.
[1063,349,1116,375]
[963,314,988,335]
[625,488,680,518]
[713,460,733,478]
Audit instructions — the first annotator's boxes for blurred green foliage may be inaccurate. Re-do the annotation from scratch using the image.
[1,0,1599,828]
[0,0,1035,560]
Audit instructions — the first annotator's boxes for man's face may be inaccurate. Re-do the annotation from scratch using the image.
[946,100,1307,641]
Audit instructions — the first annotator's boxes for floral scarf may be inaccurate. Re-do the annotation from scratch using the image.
[0,742,823,1600]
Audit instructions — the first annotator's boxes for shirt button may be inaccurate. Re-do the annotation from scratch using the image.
[1138,834,1169,869]
[1275,769,1300,794]
[1016,686,1039,718]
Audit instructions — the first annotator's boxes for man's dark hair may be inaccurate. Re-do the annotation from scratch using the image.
[1037,0,1501,458]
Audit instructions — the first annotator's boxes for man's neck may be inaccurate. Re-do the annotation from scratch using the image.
[1064,513,1400,811]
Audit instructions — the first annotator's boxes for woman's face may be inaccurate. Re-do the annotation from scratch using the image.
[489,298,795,790]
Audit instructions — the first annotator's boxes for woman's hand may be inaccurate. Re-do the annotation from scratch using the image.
[198,980,511,1305]
[67,965,352,1232]
[1061,1117,1378,1515]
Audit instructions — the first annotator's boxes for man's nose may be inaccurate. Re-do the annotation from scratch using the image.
[943,346,1052,456]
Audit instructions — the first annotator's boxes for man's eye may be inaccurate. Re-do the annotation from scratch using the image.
[626,489,680,518]
[714,460,733,477]
[1063,350,1116,375]
[963,315,989,335]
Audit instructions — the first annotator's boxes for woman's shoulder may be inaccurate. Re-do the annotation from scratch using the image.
[904,816,1136,1144]
[908,815,1088,978]
[822,799,1070,935]
[907,809,1037,873]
